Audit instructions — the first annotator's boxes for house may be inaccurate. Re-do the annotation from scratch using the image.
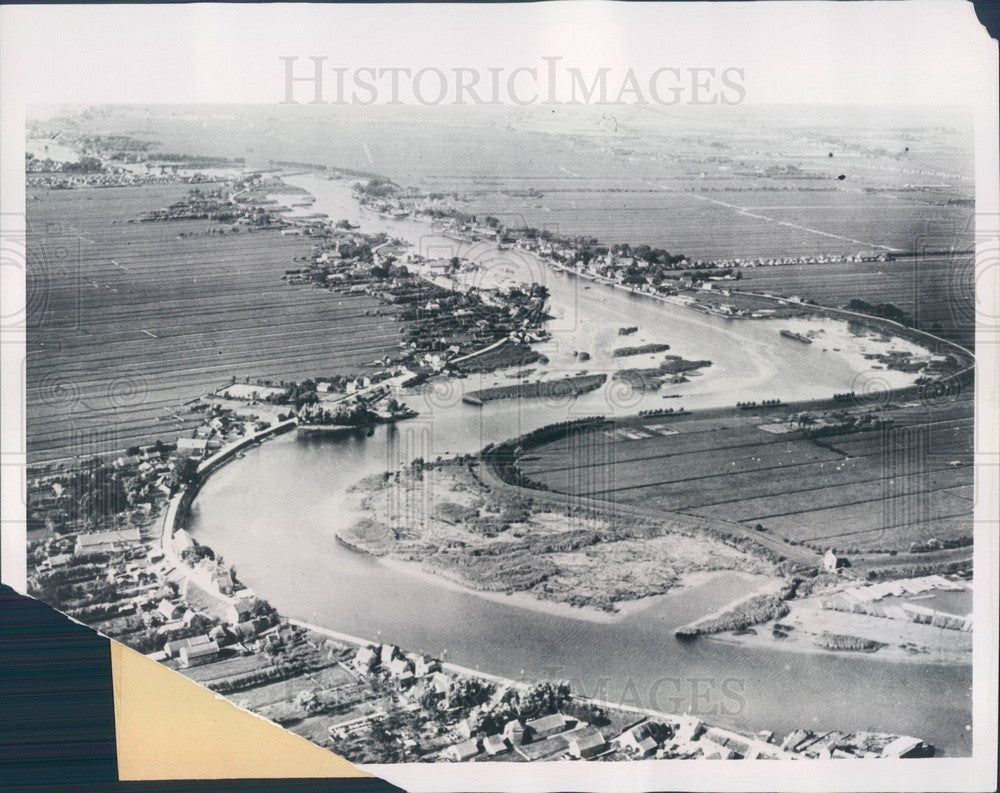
[163,634,212,659]
[176,437,209,458]
[456,716,477,739]
[483,734,508,755]
[47,553,72,569]
[881,736,930,758]
[445,738,480,762]
[503,719,526,746]
[225,598,256,626]
[179,640,220,668]
[231,619,265,643]
[157,599,185,621]
[74,528,141,556]
[411,654,440,677]
[354,646,379,673]
[387,657,411,678]
[566,727,606,759]
[823,548,841,573]
[525,713,568,740]
[616,722,658,758]
[674,715,703,744]
[208,624,234,646]
[380,644,401,666]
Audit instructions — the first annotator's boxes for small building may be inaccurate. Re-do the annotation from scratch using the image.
[446,738,480,762]
[354,646,379,673]
[176,437,209,458]
[157,599,184,621]
[483,734,508,755]
[567,727,606,759]
[503,719,526,746]
[74,528,142,556]
[617,723,658,758]
[380,644,400,666]
[387,657,411,678]
[526,713,568,740]
[179,640,220,668]
[225,598,255,626]
[823,548,841,573]
[231,620,258,643]
[456,717,477,739]
[881,736,931,758]
[163,634,212,659]
[208,624,234,646]
[47,553,73,569]
[412,654,440,677]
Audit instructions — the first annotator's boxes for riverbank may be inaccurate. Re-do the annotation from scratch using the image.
[704,593,973,666]
[377,556,772,625]
[340,461,777,616]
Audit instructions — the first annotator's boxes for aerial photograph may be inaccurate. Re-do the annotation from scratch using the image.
[23,102,976,767]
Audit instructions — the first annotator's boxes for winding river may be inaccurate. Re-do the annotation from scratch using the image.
[190,174,972,754]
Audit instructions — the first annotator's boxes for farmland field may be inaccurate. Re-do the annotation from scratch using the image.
[41,105,974,261]
[736,254,976,349]
[516,396,974,561]
[26,185,405,463]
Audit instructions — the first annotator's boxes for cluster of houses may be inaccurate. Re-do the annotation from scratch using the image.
[352,642,442,689]
[444,712,610,762]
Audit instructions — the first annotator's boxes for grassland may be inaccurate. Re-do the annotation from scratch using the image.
[341,462,775,615]
[27,185,406,463]
[515,396,973,576]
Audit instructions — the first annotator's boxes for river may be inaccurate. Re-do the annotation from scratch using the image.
[189,173,972,754]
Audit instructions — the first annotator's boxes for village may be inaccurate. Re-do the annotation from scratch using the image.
[20,141,970,767]
[25,383,941,765]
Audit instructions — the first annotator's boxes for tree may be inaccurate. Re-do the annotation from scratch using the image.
[176,457,200,487]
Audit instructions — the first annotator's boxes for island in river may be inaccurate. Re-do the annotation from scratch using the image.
[340,459,776,616]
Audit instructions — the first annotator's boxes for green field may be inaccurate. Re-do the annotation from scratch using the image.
[27,185,404,463]
[517,397,973,562]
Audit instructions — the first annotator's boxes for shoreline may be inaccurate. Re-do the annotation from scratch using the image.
[705,625,973,667]
[375,555,772,626]
[702,593,974,667]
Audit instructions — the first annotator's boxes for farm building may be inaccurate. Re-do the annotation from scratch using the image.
[483,734,508,755]
[525,713,568,740]
[616,723,658,758]
[74,528,141,556]
[445,738,480,762]
[163,634,212,659]
[179,640,220,668]
[503,719,527,745]
[353,646,378,673]
[567,726,606,759]
[175,437,209,458]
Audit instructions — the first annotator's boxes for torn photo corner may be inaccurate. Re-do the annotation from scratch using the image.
[0,1,997,792]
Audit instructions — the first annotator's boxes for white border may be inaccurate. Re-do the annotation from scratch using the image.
[1,3,997,792]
